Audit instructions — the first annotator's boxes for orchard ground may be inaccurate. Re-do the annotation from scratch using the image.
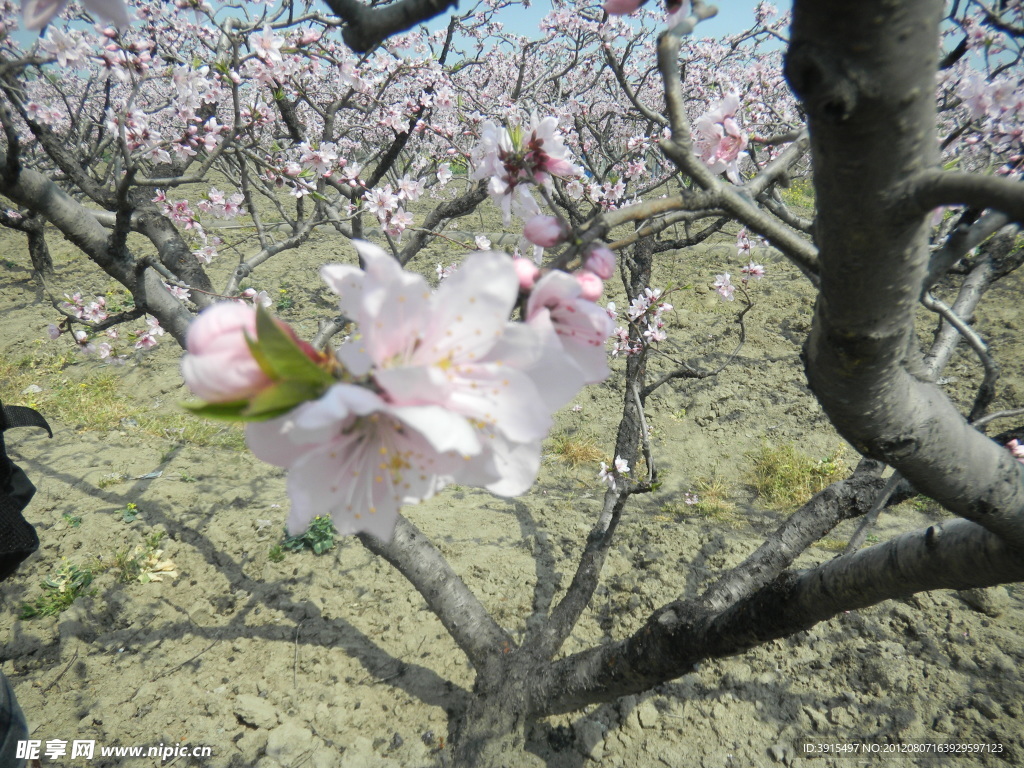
[1,202,1023,767]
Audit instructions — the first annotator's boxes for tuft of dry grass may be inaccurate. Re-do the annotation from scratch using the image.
[747,442,847,510]
[815,537,848,552]
[663,475,740,527]
[547,431,605,468]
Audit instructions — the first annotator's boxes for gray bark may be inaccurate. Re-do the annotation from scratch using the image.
[0,154,194,345]
[788,0,1024,548]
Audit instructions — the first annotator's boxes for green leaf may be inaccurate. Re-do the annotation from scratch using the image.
[181,400,251,421]
[245,328,277,379]
[243,379,325,420]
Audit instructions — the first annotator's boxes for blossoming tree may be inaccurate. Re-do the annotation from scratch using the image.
[2,0,1024,764]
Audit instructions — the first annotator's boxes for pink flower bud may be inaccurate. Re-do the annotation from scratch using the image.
[575,270,604,301]
[523,215,568,248]
[603,0,645,14]
[513,258,540,291]
[584,244,616,280]
[180,303,272,403]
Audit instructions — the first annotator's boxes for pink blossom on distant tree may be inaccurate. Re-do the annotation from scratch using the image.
[471,114,577,224]
[693,92,749,183]
[22,0,130,30]
[714,273,735,300]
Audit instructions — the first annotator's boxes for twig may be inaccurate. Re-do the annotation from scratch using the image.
[150,639,220,682]
[629,381,654,485]
[42,649,79,693]
[921,291,999,421]
[293,620,304,688]
[972,407,1024,429]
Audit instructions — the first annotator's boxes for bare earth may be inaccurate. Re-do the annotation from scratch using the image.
[1,215,1022,768]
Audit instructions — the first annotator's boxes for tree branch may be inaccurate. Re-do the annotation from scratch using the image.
[903,170,1024,224]
[358,515,514,674]
[322,0,458,53]
[537,517,1024,716]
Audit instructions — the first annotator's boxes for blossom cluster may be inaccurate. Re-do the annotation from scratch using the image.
[362,177,424,241]
[693,92,749,183]
[610,286,674,357]
[470,113,578,225]
[49,293,164,361]
[180,242,614,540]
[713,229,766,301]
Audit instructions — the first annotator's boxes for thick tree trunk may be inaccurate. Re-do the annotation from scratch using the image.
[449,660,542,768]
[788,0,1024,546]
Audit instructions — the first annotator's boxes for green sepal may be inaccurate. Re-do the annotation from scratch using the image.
[181,399,251,422]
[252,304,334,387]
[242,379,326,420]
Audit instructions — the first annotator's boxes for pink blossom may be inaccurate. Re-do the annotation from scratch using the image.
[737,227,752,257]
[145,315,165,336]
[693,92,749,183]
[713,273,736,300]
[741,262,765,281]
[396,175,425,202]
[364,185,399,220]
[598,455,630,491]
[321,241,572,497]
[240,288,273,308]
[527,270,615,387]
[523,215,568,248]
[246,384,482,538]
[1007,439,1024,465]
[22,0,130,29]
[39,28,90,68]
[180,303,273,403]
[134,332,158,350]
[470,114,576,224]
[295,29,322,46]
[252,26,285,64]
[584,244,616,280]
[383,207,415,241]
